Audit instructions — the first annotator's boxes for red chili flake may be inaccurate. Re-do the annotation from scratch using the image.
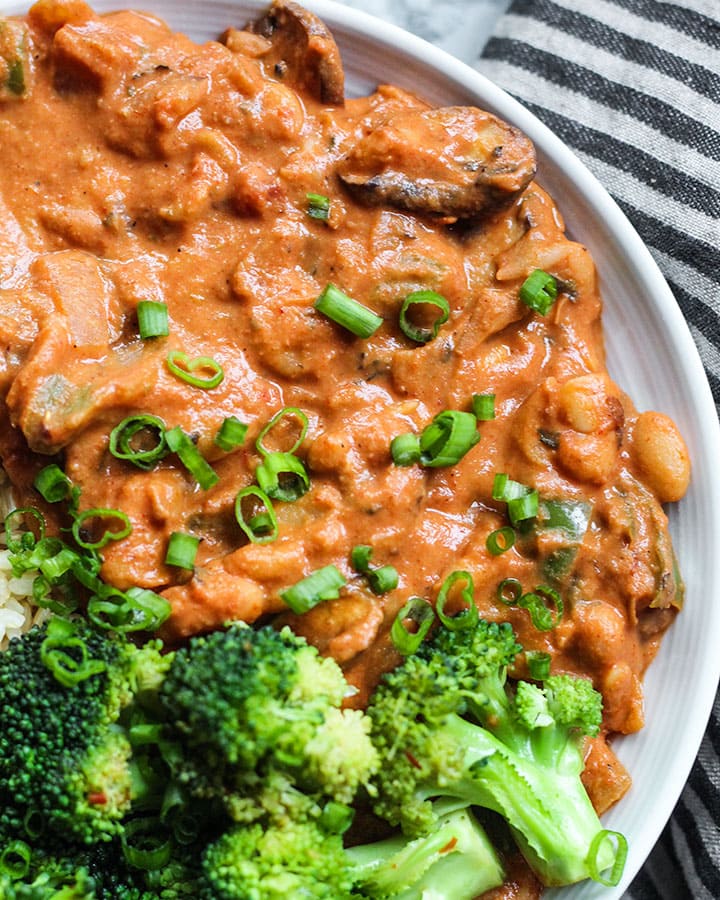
[404,750,422,770]
[440,836,458,854]
[87,791,107,805]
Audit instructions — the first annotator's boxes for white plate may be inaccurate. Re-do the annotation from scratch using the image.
[3,0,720,896]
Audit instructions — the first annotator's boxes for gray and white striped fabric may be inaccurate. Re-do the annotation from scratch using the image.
[478,2,719,897]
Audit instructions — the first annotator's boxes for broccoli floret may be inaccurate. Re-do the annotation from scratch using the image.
[159,623,378,817]
[347,803,505,899]
[0,617,171,847]
[368,618,620,887]
[200,819,354,899]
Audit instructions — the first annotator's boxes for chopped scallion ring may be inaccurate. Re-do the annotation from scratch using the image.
[121,817,173,871]
[71,508,132,550]
[33,464,72,503]
[526,651,552,680]
[0,840,32,880]
[137,300,169,339]
[255,407,309,457]
[214,416,248,452]
[165,426,219,490]
[306,192,331,221]
[398,290,450,343]
[492,473,539,525]
[586,829,628,887]
[519,585,564,631]
[166,350,224,389]
[472,393,496,421]
[486,526,515,556]
[350,544,399,595]
[234,486,278,544]
[40,618,106,687]
[314,284,383,339]
[280,564,347,614]
[4,507,45,553]
[497,577,523,606]
[390,433,421,466]
[519,269,558,316]
[255,451,310,502]
[165,531,200,569]
[88,585,171,634]
[419,410,479,467]
[436,570,478,631]
[110,414,169,471]
[391,596,435,655]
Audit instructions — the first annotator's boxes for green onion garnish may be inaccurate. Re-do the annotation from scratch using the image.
[109,414,169,471]
[390,433,421,466]
[71,508,132,550]
[519,585,564,631]
[255,452,310,502]
[306,192,330,221]
[280,564,347,614]
[586,829,628,886]
[33,464,72,503]
[497,577,523,606]
[472,393,496,421]
[87,585,171,634]
[391,596,435,655]
[166,351,224,389]
[234,486,278,544]
[492,473,539,525]
[137,301,169,339]
[121,817,173,871]
[398,290,450,343]
[350,544,399,595]
[4,507,45,553]
[165,531,200,569]
[435,571,478,631]
[40,618,107,688]
[526,651,552,680]
[214,416,248,452]
[0,840,32,880]
[519,269,558,316]
[256,407,308,458]
[165,427,219,490]
[314,284,383,339]
[419,410,479,467]
[485,526,515,556]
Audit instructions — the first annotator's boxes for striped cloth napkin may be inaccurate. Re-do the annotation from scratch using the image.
[478,2,719,897]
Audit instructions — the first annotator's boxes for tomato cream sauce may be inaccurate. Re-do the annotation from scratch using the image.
[0,0,689,828]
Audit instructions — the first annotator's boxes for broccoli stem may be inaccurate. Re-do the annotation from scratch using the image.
[347,805,504,899]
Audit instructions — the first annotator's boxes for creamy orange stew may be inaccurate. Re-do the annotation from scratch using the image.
[0,0,689,875]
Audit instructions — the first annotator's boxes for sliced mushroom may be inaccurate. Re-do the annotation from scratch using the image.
[338,106,536,219]
[246,0,344,104]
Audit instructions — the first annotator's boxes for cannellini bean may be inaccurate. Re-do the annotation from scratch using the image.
[557,373,624,435]
[631,410,690,503]
[557,430,619,485]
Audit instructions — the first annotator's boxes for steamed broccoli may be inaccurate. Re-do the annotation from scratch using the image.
[368,617,619,887]
[158,623,378,820]
[0,617,171,848]
[348,803,505,899]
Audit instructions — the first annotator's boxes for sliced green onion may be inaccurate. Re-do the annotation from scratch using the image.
[508,491,539,525]
[71,508,132,550]
[519,585,564,631]
[165,426,219,490]
[109,414,169,470]
[586,829,628,887]
[390,433,421,466]
[472,393,496,421]
[519,269,558,316]
[121,817,173,871]
[165,532,200,569]
[88,585,170,634]
[40,618,107,687]
[166,351,224,389]
[436,571,478,631]
[234,486,278,544]
[0,840,31,880]
[485,526,515,556]
[4,507,45,553]
[314,284,383,339]
[497,577,523,606]
[350,544,399,595]
[419,410,479,467]
[214,416,248,452]
[137,301,169,339]
[256,407,308,457]
[398,290,450,343]
[33,464,71,503]
[492,473,529,502]
[526,651,552,680]
[38,544,78,580]
[391,597,435,655]
[22,809,44,840]
[306,192,330,221]
[280,564,347,614]
[255,452,310,503]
